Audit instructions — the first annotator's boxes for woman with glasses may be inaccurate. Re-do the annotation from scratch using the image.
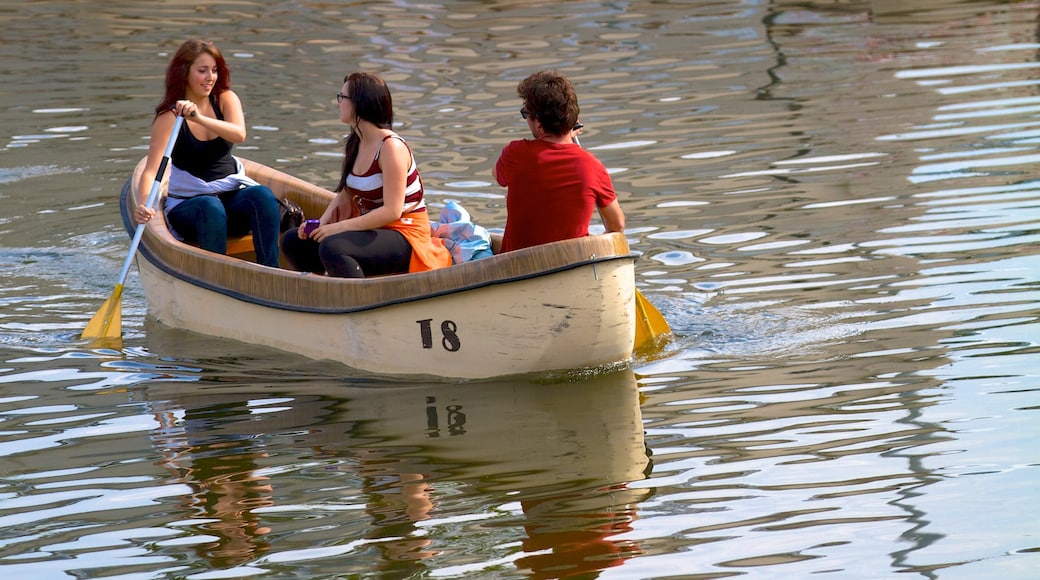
[493,70,625,253]
[280,72,451,278]
[133,38,281,268]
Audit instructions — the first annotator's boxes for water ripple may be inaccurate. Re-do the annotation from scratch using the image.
[1,1,1038,578]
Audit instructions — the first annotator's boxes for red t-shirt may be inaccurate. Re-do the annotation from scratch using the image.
[495,139,617,253]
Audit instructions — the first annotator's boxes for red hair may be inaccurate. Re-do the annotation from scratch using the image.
[153,39,231,117]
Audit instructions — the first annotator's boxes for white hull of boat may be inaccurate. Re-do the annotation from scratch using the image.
[137,254,635,379]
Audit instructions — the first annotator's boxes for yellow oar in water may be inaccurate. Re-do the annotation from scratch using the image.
[633,288,669,350]
[82,115,185,340]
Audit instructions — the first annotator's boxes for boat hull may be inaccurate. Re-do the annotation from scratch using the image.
[137,254,635,379]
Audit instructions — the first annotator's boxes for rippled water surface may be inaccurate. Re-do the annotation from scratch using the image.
[1,1,1038,578]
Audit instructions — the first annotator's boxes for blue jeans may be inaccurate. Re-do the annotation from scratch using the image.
[167,185,281,267]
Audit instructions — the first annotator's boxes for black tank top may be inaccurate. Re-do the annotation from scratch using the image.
[171,93,236,181]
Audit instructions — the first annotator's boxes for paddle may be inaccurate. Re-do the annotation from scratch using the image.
[82,114,185,340]
[633,289,670,350]
[573,128,671,350]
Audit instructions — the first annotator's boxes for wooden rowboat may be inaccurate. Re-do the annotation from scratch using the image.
[121,156,639,380]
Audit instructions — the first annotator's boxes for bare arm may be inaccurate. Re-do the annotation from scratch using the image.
[133,111,178,224]
[311,136,411,241]
[173,90,247,143]
[598,199,626,233]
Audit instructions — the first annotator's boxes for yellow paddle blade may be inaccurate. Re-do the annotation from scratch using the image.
[634,289,670,350]
[81,284,124,340]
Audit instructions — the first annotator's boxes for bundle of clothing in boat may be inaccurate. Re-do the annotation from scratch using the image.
[431,200,494,263]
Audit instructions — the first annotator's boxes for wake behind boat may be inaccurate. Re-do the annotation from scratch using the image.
[119,156,640,380]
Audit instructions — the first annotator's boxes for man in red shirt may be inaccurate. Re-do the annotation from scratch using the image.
[494,71,626,253]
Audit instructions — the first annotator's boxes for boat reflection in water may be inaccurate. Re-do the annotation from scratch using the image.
[140,366,651,576]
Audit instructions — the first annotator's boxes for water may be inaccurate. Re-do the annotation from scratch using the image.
[1,1,1038,578]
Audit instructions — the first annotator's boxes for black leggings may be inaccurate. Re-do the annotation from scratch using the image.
[280,228,412,278]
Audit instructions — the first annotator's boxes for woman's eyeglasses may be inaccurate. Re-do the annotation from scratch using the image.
[336,93,351,102]
[520,108,528,119]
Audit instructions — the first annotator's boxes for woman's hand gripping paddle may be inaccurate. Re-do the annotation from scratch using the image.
[82,114,185,340]
[573,127,671,351]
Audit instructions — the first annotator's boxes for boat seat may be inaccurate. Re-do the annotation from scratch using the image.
[183,235,255,258]
[223,234,294,270]
[226,234,254,257]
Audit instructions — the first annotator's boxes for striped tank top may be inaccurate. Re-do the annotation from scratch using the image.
[346,134,426,215]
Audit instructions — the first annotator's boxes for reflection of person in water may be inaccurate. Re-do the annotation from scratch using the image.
[321,433,650,577]
[358,468,648,578]
[152,403,274,568]
[311,377,651,576]
[516,487,645,578]
[353,453,440,571]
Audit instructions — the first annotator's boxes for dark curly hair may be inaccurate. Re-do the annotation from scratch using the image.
[517,70,580,136]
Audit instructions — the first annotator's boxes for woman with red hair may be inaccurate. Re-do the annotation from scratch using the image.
[133,39,281,268]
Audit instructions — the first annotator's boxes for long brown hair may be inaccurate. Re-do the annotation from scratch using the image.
[153,39,231,117]
[335,72,395,193]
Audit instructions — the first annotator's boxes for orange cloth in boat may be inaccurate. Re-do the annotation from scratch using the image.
[387,209,452,273]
